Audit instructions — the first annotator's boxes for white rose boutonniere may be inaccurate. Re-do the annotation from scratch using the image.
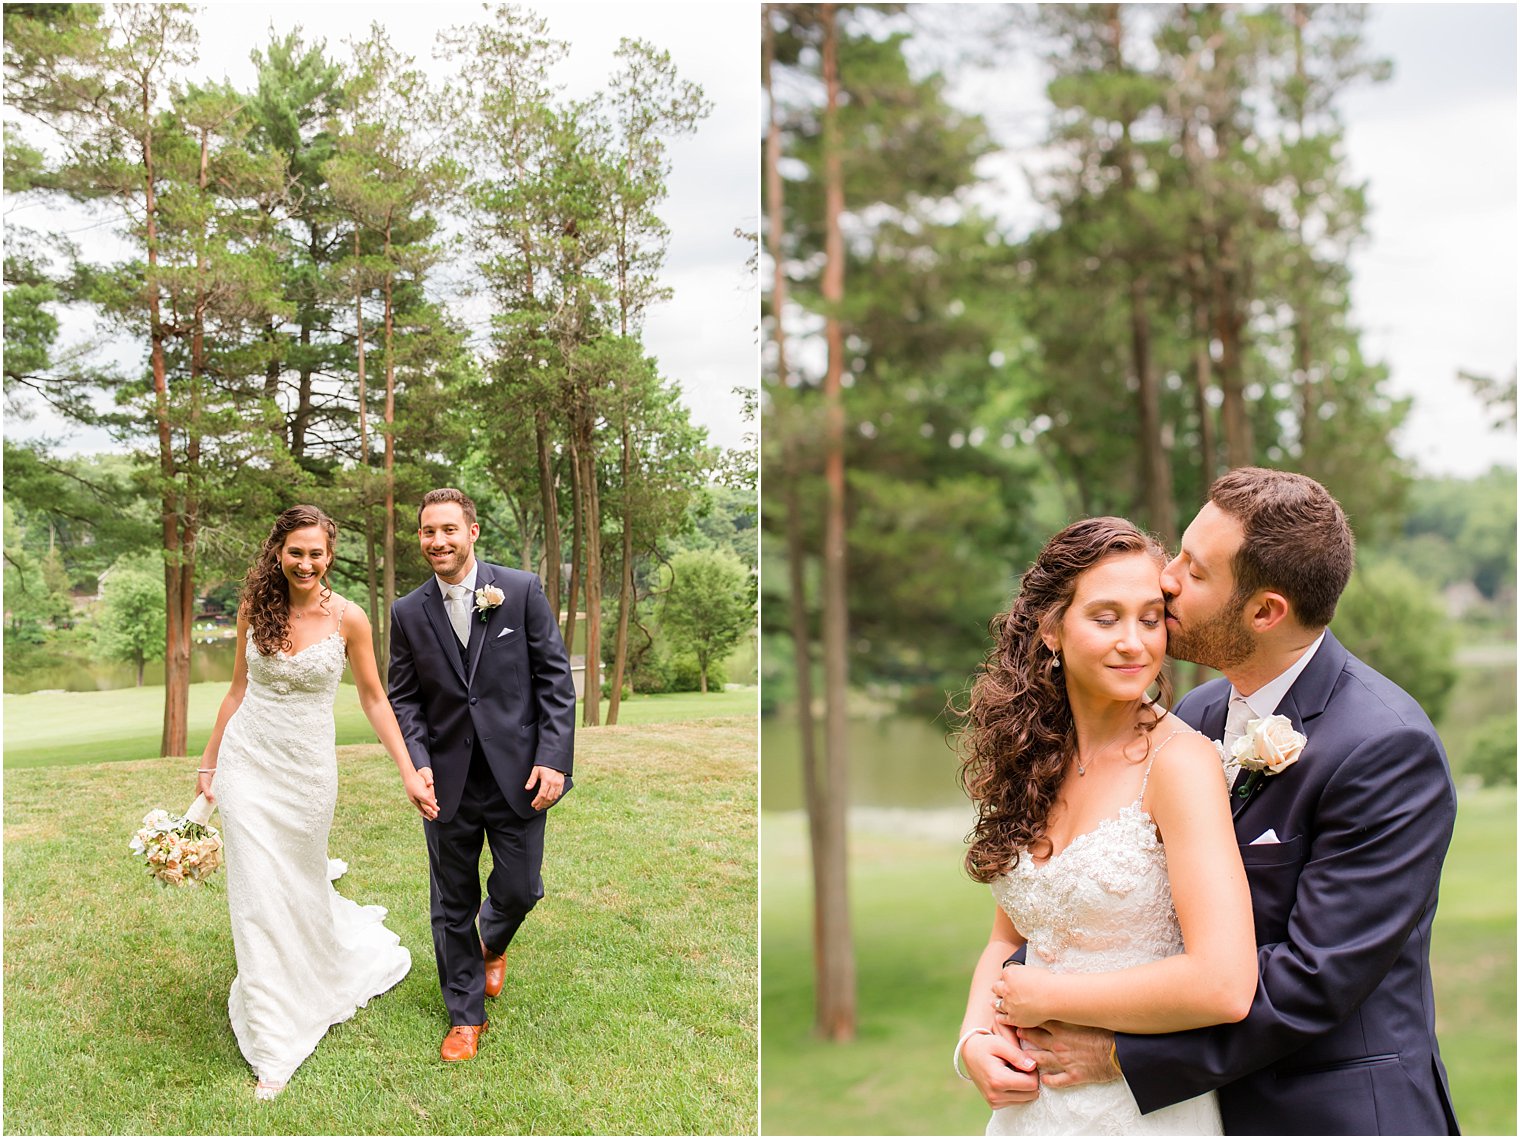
[1232,714,1306,774]
[474,584,505,621]
[1227,713,1307,800]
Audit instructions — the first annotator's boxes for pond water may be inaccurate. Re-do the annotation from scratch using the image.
[761,648,1516,812]
[761,712,968,811]
[3,637,238,694]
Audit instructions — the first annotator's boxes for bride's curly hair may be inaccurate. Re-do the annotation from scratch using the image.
[954,517,1172,882]
[242,505,337,657]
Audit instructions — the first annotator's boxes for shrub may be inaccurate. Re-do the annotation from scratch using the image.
[1465,713,1518,788]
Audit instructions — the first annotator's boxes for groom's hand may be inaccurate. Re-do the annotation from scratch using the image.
[1015,1022,1121,1088]
[964,1023,1040,1108]
[407,766,438,820]
[526,765,565,811]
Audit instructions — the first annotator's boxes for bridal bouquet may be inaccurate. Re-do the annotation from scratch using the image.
[129,795,223,887]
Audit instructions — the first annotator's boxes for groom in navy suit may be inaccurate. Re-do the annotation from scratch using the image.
[996,468,1459,1134]
[389,487,576,1062]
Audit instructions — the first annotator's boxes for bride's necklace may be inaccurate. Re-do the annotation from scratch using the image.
[1075,723,1139,776]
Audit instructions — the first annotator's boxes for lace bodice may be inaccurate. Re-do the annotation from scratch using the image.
[244,629,346,703]
[991,802,1182,974]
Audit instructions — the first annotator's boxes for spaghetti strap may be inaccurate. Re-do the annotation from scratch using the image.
[336,600,349,633]
[1136,725,1191,802]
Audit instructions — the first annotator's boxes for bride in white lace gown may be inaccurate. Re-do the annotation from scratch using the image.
[196,506,439,1099]
[954,518,1256,1135]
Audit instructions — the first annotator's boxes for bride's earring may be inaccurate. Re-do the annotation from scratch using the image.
[1052,653,1062,670]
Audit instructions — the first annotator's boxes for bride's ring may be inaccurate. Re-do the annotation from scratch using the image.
[994,996,1005,1013]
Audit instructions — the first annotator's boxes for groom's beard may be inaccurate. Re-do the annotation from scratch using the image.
[1166,599,1255,672]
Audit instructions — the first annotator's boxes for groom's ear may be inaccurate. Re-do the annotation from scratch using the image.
[1244,589,1291,633]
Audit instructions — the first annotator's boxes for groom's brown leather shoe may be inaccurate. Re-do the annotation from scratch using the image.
[482,938,506,998]
[440,1021,488,1063]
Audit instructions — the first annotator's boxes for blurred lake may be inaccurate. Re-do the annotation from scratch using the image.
[761,644,1516,812]
[3,637,238,694]
[761,712,966,811]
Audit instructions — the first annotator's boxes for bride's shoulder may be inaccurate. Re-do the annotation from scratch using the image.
[329,594,370,629]
[1148,716,1224,775]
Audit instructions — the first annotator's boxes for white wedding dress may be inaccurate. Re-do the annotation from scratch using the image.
[986,748,1222,1135]
[214,612,410,1086]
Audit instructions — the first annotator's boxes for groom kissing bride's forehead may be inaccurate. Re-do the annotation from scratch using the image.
[1024,467,1459,1136]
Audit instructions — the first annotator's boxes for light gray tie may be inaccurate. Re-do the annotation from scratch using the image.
[1222,693,1253,788]
[445,584,470,647]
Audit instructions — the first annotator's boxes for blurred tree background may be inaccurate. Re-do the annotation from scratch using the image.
[3,3,758,742]
[761,2,1514,1132]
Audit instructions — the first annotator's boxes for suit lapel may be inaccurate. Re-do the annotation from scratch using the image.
[465,563,497,686]
[1229,631,1343,820]
[420,577,468,685]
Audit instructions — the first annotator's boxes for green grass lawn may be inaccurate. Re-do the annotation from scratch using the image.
[4,717,757,1135]
[2,682,757,768]
[760,788,1517,1136]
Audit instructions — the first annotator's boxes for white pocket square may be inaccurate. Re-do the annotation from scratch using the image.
[498,627,515,638]
[1249,828,1281,845]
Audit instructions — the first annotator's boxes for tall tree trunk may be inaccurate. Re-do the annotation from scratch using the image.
[814,2,857,1042]
[1189,275,1218,483]
[143,83,188,758]
[536,412,563,630]
[1213,230,1253,468]
[1288,5,1317,462]
[381,219,397,663]
[564,433,584,676]
[1130,271,1175,542]
[356,230,381,660]
[607,416,634,724]
[768,13,825,986]
[579,428,602,726]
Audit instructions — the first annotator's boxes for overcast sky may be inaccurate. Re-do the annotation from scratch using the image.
[7,3,1515,476]
[6,1,759,452]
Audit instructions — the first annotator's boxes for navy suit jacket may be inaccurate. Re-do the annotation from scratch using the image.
[1115,630,1459,1135]
[388,561,576,824]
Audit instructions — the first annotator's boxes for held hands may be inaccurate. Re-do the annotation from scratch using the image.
[1015,1022,1121,1089]
[526,765,565,811]
[963,1023,1041,1108]
[406,767,439,820]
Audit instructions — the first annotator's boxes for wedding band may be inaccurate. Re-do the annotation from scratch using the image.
[994,997,1005,1013]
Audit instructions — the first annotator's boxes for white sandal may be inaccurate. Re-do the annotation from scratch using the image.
[254,1079,286,1101]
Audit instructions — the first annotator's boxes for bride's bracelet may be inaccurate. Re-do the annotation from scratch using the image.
[196,768,217,774]
[953,1026,994,1081]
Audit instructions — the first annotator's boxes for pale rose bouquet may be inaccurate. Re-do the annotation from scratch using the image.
[130,795,223,887]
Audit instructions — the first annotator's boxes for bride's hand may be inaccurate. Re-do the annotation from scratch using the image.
[195,769,216,805]
[990,964,1054,1027]
[404,768,439,821]
[962,1028,1040,1108]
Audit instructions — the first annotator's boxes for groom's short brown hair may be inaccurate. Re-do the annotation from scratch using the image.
[1210,467,1353,630]
[418,487,477,528]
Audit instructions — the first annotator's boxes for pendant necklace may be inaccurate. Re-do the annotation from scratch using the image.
[1075,723,1138,777]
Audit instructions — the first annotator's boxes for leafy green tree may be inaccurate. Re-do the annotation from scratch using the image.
[660,549,752,694]
[1465,713,1517,788]
[1333,558,1458,721]
[96,554,166,686]
[3,502,74,640]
